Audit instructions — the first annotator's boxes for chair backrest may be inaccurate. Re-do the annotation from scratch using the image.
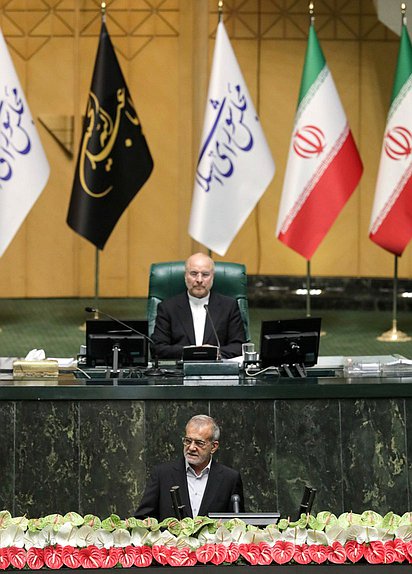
[147,260,250,340]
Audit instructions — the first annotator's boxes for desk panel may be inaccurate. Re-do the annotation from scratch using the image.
[0,373,411,521]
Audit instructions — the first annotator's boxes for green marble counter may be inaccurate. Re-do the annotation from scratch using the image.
[1,371,412,400]
[1,367,412,524]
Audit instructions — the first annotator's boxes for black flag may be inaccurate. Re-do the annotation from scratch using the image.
[67,22,153,249]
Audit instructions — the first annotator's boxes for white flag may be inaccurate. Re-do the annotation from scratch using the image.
[0,29,50,257]
[189,21,275,256]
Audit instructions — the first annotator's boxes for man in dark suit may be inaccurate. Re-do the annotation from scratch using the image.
[152,252,246,359]
[135,414,244,521]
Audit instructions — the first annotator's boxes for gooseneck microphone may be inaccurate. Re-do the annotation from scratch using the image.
[231,493,241,514]
[203,304,221,359]
[84,307,161,373]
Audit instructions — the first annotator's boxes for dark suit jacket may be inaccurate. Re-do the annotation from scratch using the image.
[134,458,245,521]
[152,291,246,359]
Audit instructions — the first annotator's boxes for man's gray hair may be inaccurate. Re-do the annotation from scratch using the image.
[187,414,220,441]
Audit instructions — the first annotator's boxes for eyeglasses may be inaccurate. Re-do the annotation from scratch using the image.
[187,271,212,279]
[182,437,212,449]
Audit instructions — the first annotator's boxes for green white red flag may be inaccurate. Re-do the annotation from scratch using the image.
[369,21,412,256]
[276,24,363,260]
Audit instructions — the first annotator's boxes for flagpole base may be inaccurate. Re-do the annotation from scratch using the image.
[377,322,411,342]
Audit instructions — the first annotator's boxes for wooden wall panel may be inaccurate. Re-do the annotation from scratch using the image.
[0,0,408,298]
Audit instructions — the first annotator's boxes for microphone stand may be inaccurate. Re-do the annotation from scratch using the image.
[85,307,165,376]
[203,304,221,360]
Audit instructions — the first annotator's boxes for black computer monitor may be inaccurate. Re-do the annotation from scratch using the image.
[260,317,322,369]
[86,319,148,367]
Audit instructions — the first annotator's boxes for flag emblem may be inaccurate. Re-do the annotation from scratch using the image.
[384,126,412,160]
[293,125,326,158]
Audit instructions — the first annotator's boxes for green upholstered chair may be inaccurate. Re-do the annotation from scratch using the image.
[147,261,250,340]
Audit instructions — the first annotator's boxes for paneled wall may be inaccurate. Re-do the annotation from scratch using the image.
[1,395,410,519]
[0,0,407,298]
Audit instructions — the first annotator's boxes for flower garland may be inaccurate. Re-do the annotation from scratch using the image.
[1,509,412,569]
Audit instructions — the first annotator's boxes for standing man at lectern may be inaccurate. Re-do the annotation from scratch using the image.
[134,414,244,521]
[152,252,246,359]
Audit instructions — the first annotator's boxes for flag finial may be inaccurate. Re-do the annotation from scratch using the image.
[401,2,407,26]
[101,1,106,23]
[309,2,315,25]
[218,0,223,22]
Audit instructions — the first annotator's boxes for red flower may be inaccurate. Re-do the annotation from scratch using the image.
[196,543,215,564]
[271,540,295,564]
[0,548,9,571]
[26,547,44,570]
[152,545,170,565]
[364,541,385,564]
[345,540,364,563]
[8,546,27,569]
[383,541,396,564]
[78,545,102,569]
[389,539,406,563]
[117,545,136,568]
[239,543,260,565]
[225,542,240,563]
[210,544,227,565]
[404,540,412,563]
[61,545,80,569]
[134,545,153,567]
[44,544,63,569]
[327,541,346,564]
[308,544,328,563]
[100,547,120,568]
[294,544,312,564]
[166,546,183,567]
[258,542,273,565]
[166,546,196,567]
[177,547,197,567]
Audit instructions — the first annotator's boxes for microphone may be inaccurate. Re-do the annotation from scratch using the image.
[203,304,221,359]
[231,493,241,514]
[170,485,186,520]
[84,307,161,373]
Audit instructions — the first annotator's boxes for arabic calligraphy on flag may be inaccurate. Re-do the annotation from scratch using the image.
[189,21,275,256]
[67,22,153,250]
[0,28,50,258]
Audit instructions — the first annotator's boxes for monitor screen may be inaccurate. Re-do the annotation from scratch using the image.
[260,317,321,369]
[86,319,148,367]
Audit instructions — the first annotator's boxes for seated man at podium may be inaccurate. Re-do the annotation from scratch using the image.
[152,252,246,359]
[135,414,244,521]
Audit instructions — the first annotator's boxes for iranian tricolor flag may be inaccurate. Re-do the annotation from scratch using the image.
[369,21,412,256]
[276,24,363,260]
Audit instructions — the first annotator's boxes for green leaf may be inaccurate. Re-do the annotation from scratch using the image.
[399,512,412,526]
[381,511,401,532]
[317,511,338,531]
[180,517,195,536]
[0,511,12,529]
[277,518,290,531]
[138,516,159,530]
[63,512,84,526]
[11,516,29,530]
[101,514,125,531]
[83,515,101,530]
[361,510,383,527]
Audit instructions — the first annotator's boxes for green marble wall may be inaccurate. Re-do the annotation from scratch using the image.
[0,397,410,518]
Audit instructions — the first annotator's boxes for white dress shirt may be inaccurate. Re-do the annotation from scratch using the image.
[186,459,212,517]
[188,292,210,346]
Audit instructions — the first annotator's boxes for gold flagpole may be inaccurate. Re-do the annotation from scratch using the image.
[218,0,223,22]
[376,4,410,343]
[80,2,106,331]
